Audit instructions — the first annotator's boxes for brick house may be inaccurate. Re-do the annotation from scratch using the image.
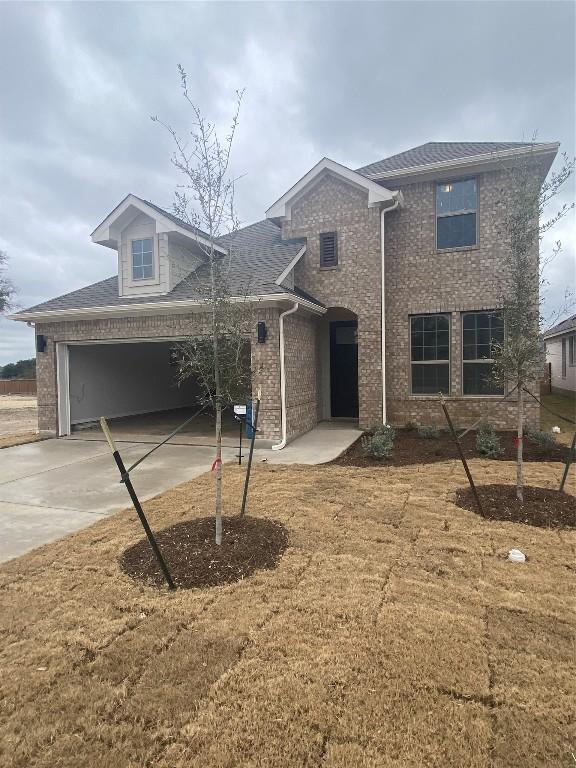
[12,141,558,446]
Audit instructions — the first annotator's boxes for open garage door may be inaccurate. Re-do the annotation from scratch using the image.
[66,341,199,431]
[57,339,250,445]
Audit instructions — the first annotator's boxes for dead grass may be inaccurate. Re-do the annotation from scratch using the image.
[0,433,45,450]
[0,458,574,767]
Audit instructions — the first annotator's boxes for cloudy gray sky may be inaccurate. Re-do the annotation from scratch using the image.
[1,0,574,365]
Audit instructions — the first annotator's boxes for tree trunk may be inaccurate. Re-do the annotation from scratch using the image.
[516,384,524,503]
[215,398,223,545]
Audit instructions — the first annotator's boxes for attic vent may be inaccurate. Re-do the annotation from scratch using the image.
[320,232,338,268]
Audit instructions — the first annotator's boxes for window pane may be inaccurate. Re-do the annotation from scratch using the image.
[437,315,449,331]
[436,179,477,215]
[477,328,490,345]
[132,240,143,255]
[463,314,476,330]
[463,344,476,360]
[437,330,449,348]
[412,363,450,395]
[437,213,477,249]
[142,250,153,267]
[411,314,450,363]
[423,316,436,332]
[411,316,424,333]
[411,330,424,347]
[141,264,153,279]
[133,266,143,280]
[463,363,504,395]
[132,252,142,267]
[412,346,424,361]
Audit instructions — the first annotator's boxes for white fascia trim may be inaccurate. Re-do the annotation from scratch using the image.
[91,194,227,255]
[274,246,306,286]
[362,143,561,181]
[10,293,326,323]
[265,158,398,220]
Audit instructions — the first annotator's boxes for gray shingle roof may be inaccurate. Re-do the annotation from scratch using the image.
[17,218,312,315]
[356,142,542,178]
[543,313,576,339]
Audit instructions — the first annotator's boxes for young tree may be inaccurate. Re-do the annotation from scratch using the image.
[152,67,251,544]
[491,143,574,502]
[0,250,16,314]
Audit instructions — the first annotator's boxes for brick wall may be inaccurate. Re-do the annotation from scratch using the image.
[284,173,383,429]
[284,311,318,439]
[383,167,539,429]
[35,308,283,440]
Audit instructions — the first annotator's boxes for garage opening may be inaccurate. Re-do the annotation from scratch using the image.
[63,340,251,445]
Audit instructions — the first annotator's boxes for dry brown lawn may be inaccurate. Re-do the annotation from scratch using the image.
[0,458,574,767]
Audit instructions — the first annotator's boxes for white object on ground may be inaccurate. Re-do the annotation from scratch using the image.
[507,548,526,563]
[552,425,561,434]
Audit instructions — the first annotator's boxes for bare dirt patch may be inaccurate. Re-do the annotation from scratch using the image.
[455,483,576,529]
[0,394,38,440]
[121,516,289,589]
[0,458,574,767]
[333,429,568,467]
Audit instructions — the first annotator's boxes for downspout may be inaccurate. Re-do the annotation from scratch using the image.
[272,301,299,450]
[380,195,401,425]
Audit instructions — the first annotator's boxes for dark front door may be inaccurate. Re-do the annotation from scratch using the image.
[330,320,359,418]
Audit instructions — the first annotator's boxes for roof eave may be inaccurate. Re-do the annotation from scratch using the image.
[10,292,326,323]
[361,142,561,182]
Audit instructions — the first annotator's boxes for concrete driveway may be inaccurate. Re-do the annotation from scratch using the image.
[0,438,237,563]
[0,422,361,563]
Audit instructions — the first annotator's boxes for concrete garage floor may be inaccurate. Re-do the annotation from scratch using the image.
[0,422,360,563]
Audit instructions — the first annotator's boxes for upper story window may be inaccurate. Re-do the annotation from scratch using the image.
[320,232,338,268]
[132,238,154,280]
[569,334,575,367]
[436,178,477,250]
[462,311,504,395]
[410,313,450,395]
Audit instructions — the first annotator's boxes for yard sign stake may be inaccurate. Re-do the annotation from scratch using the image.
[439,395,485,517]
[100,417,176,590]
[240,389,261,518]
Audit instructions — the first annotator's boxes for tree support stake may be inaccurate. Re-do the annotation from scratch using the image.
[439,395,484,517]
[100,417,175,590]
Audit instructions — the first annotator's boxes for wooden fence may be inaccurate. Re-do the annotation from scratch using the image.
[0,378,37,395]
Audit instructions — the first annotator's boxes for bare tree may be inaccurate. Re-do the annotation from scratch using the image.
[491,142,574,502]
[0,250,16,314]
[152,67,250,544]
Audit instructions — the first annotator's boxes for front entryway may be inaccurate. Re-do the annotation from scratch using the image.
[330,319,359,418]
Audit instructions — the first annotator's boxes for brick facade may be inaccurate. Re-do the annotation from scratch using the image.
[285,174,383,429]
[382,168,538,428]
[33,161,545,443]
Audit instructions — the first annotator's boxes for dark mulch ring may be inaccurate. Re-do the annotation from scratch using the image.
[332,429,570,468]
[454,484,576,529]
[121,516,289,590]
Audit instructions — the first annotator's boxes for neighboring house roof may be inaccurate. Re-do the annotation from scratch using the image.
[357,141,559,180]
[13,219,314,319]
[543,313,576,340]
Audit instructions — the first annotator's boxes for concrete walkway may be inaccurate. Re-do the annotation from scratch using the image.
[0,422,360,563]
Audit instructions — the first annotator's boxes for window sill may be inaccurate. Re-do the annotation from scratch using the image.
[319,265,340,272]
[435,244,480,255]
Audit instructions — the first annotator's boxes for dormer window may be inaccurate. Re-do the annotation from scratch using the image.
[132,238,154,280]
[436,178,477,250]
[320,232,338,268]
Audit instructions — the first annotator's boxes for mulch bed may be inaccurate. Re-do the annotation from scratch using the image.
[121,516,289,590]
[454,483,576,529]
[331,429,570,468]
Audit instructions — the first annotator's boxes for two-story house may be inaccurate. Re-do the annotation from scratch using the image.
[12,141,558,446]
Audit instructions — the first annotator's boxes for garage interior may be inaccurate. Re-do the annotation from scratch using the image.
[65,340,248,447]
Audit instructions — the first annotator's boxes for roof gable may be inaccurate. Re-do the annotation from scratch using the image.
[266,158,399,221]
[90,194,227,254]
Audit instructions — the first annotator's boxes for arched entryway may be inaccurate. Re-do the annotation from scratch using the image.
[318,307,359,420]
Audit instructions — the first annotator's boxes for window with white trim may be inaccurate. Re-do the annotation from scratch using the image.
[131,238,154,280]
[562,338,567,378]
[410,314,450,395]
[569,334,575,367]
[462,311,504,395]
[436,178,478,249]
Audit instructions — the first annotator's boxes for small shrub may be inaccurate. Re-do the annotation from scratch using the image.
[362,424,395,460]
[404,420,418,431]
[525,427,557,452]
[417,424,440,439]
[475,419,504,458]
